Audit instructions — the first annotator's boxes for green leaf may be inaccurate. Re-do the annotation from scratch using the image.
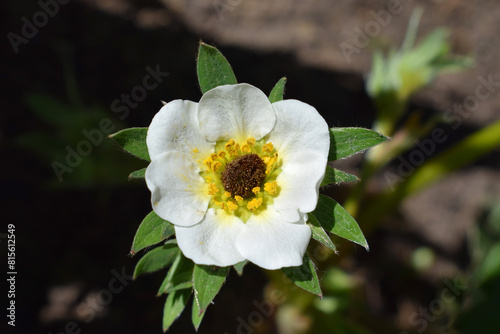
[197,42,237,94]
[233,260,248,276]
[191,296,206,331]
[109,127,150,161]
[475,242,500,287]
[328,127,388,161]
[313,195,368,250]
[162,288,192,332]
[131,211,175,255]
[133,241,180,279]
[282,254,322,297]
[128,168,146,180]
[321,166,359,187]
[158,252,195,295]
[269,77,287,103]
[193,265,228,314]
[308,214,336,252]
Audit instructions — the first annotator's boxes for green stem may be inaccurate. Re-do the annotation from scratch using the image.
[359,119,500,225]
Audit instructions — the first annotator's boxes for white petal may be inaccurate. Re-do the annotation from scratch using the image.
[236,207,311,270]
[175,209,246,266]
[145,151,210,227]
[267,99,330,160]
[266,100,329,221]
[273,151,326,222]
[147,100,213,160]
[198,84,276,143]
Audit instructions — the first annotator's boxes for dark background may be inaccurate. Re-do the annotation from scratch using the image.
[2,0,500,333]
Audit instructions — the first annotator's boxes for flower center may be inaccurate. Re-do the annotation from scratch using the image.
[221,154,266,199]
[197,137,282,222]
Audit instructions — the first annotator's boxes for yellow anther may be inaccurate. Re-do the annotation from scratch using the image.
[192,147,199,154]
[218,151,226,159]
[235,143,241,152]
[235,195,243,202]
[208,183,218,196]
[262,156,271,164]
[227,200,238,211]
[247,198,262,211]
[267,158,276,168]
[252,187,260,195]
[210,153,219,161]
[225,139,235,150]
[246,137,256,146]
[212,161,221,172]
[263,142,274,153]
[224,191,232,198]
[264,181,278,194]
[203,157,212,168]
[241,144,250,153]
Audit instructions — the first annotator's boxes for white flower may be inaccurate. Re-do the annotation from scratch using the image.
[145,83,329,270]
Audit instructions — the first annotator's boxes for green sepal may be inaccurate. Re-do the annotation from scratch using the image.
[269,77,287,103]
[162,288,192,332]
[308,214,336,252]
[133,240,180,279]
[193,265,228,314]
[109,127,150,161]
[157,252,195,295]
[128,167,146,180]
[282,253,322,297]
[130,211,175,256]
[233,260,248,276]
[320,166,359,187]
[328,127,388,161]
[197,42,237,94]
[313,195,369,250]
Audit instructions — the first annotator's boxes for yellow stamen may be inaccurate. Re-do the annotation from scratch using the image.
[263,142,274,153]
[210,153,219,161]
[227,200,238,211]
[224,191,232,198]
[267,158,275,167]
[192,147,199,153]
[212,161,221,172]
[225,139,235,150]
[204,157,212,168]
[235,195,243,202]
[252,187,260,195]
[264,181,278,194]
[218,151,226,159]
[246,137,256,146]
[247,198,262,211]
[241,144,250,153]
[208,183,218,196]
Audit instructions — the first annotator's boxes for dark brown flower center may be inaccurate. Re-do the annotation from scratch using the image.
[221,154,266,199]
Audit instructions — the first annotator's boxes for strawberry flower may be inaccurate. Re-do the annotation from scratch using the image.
[145,83,329,270]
